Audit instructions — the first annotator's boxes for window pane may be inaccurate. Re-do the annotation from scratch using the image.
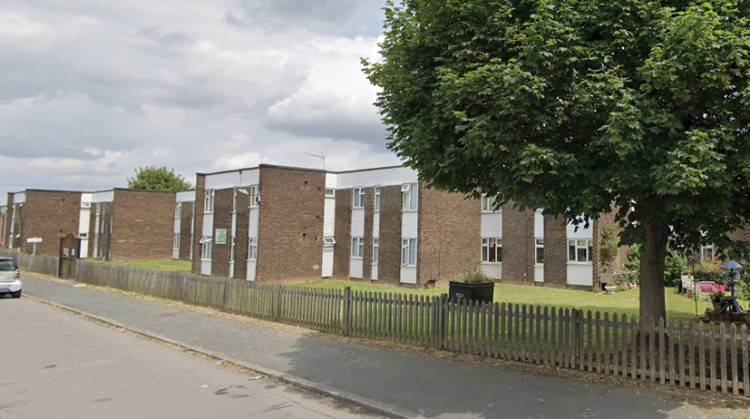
[568,241,575,261]
[482,246,489,262]
[577,247,587,262]
[409,239,417,265]
[536,247,544,264]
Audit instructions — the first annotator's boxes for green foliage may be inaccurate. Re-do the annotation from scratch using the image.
[625,244,684,286]
[599,224,619,273]
[127,166,192,191]
[453,258,493,284]
[365,0,750,321]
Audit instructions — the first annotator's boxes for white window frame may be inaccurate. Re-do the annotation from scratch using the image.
[204,189,215,213]
[248,237,257,260]
[481,238,502,263]
[353,188,365,208]
[568,239,593,263]
[374,187,381,212]
[351,237,364,258]
[250,185,260,208]
[535,238,544,264]
[372,238,379,263]
[200,237,212,260]
[401,238,417,266]
[323,237,336,245]
[175,202,182,218]
[402,183,418,211]
[173,233,180,249]
[325,188,335,197]
[701,243,714,262]
[481,194,500,213]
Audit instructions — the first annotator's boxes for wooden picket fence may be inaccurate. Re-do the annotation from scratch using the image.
[5,252,748,396]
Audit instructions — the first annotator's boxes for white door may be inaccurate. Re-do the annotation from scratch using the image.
[321,246,334,277]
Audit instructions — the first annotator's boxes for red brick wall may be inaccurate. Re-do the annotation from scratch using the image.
[256,166,325,281]
[333,189,352,278]
[210,188,234,277]
[233,193,250,280]
[14,190,81,256]
[110,189,176,260]
[375,186,403,285]
[418,186,480,284]
[543,215,568,287]
[502,205,535,284]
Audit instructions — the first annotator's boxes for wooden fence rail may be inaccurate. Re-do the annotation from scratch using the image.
[3,252,747,396]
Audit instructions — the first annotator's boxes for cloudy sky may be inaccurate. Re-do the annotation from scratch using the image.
[0,0,400,205]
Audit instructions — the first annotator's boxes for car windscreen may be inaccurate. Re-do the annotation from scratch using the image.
[0,260,17,271]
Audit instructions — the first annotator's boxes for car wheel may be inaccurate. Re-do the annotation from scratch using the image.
[10,290,21,298]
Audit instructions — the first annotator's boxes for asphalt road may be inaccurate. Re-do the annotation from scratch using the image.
[0,296,378,419]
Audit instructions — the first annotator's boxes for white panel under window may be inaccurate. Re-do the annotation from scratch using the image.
[481,263,502,279]
[322,246,334,278]
[351,209,365,236]
[567,218,592,239]
[173,218,181,232]
[248,208,259,237]
[349,259,363,278]
[400,266,417,284]
[567,264,593,286]
[323,196,336,237]
[481,214,502,238]
[202,213,214,237]
[401,212,418,237]
[534,210,544,237]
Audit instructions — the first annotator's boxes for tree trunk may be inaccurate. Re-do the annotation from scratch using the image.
[639,223,669,324]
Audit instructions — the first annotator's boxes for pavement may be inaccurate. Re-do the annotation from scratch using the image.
[18,273,750,418]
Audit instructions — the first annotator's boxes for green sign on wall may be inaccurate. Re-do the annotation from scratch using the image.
[215,229,227,245]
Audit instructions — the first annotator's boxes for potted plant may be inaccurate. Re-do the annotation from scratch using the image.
[449,259,495,304]
[711,290,725,313]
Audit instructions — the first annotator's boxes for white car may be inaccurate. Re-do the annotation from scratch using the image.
[0,258,22,298]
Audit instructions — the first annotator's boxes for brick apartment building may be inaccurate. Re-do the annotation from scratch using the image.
[192,164,621,290]
[3,188,195,261]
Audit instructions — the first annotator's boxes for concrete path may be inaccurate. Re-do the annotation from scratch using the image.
[19,274,750,418]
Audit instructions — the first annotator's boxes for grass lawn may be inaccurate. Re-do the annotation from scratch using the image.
[294,280,749,323]
[85,258,192,272]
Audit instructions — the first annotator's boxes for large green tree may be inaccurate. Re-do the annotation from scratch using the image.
[127,166,192,191]
[365,0,750,322]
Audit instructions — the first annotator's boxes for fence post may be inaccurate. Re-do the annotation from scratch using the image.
[342,287,351,336]
[573,309,583,368]
[273,284,283,322]
[223,277,231,312]
[439,294,448,349]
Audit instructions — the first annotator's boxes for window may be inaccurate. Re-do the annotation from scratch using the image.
[250,185,260,207]
[372,238,379,263]
[402,183,418,211]
[701,244,714,261]
[325,188,335,197]
[351,237,364,258]
[535,239,544,264]
[323,237,336,245]
[173,233,180,248]
[374,187,381,212]
[481,194,499,213]
[204,189,215,212]
[248,237,257,260]
[352,188,365,208]
[401,238,417,266]
[568,239,593,262]
[481,238,502,263]
[200,237,212,260]
[175,202,182,218]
